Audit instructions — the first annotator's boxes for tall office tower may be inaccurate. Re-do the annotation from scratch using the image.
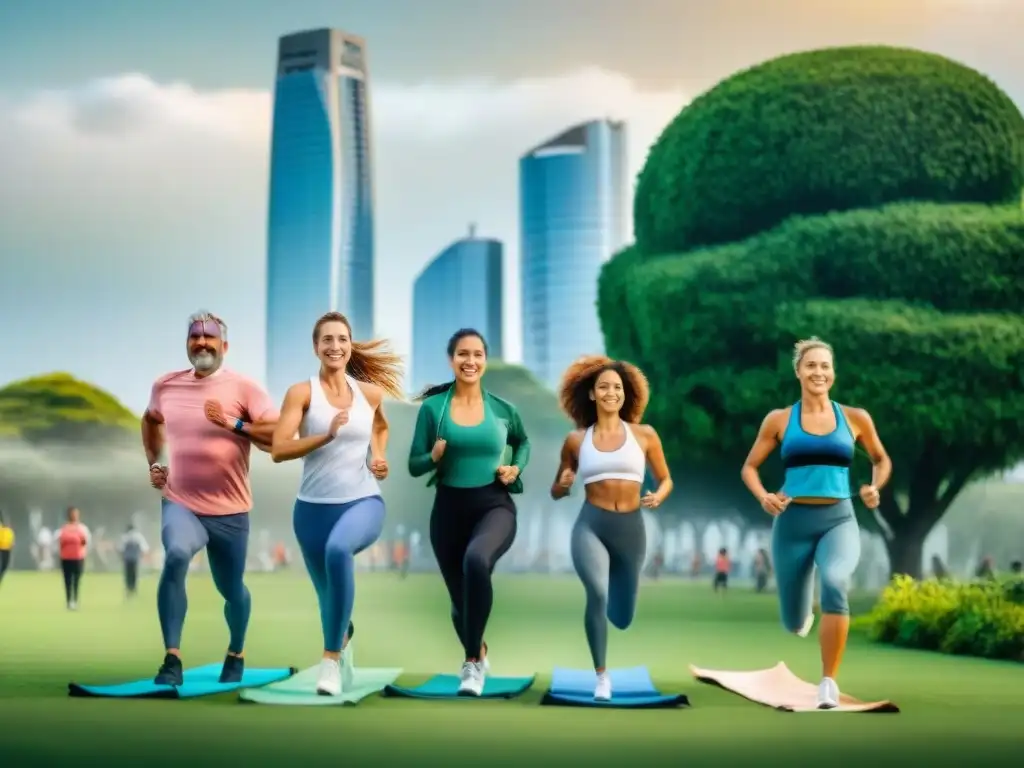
[411,225,504,394]
[519,120,627,390]
[265,28,375,400]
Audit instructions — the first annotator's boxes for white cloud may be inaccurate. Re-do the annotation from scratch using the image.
[0,68,687,405]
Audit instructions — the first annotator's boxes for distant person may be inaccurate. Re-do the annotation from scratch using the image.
[118,523,150,598]
[408,328,531,696]
[0,511,13,587]
[740,336,892,709]
[714,548,730,592]
[974,555,995,580]
[34,524,54,571]
[550,355,673,701]
[142,310,279,687]
[753,548,771,593]
[270,311,402,697]
[690,551,702,579]
[57,507,90,610]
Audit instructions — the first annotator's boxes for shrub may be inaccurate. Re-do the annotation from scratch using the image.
[863,574,1024,662]
[634,45,1024,254]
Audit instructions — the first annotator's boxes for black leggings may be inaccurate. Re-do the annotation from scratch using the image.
[0,550,10,585]
[429,482,517,660]
[124,560,139,593]
[61,558,84,603]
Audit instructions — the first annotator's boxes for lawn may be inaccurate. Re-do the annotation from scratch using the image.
[0,570,1020,767]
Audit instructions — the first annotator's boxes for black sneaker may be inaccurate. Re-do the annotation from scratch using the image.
[154,653,183,686]
[219,654,245,684]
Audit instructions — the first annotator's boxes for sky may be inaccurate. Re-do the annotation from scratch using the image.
[0,0,1021,412]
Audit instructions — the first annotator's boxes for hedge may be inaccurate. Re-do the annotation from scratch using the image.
[858,574,1024,662]
[634,46,1024,254]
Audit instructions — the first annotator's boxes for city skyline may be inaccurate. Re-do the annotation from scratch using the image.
[1,1,1022,412]
[265,28,377,401]
[519,120,628,389]
[411,225,504,393]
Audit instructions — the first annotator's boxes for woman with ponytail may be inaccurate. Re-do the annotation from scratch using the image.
[408,328,531,696]
[270,312,404,697]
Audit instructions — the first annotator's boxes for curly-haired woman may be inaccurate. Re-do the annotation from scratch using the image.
[550,355,673,701]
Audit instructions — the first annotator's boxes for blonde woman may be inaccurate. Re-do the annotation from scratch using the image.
[740,337,891,709]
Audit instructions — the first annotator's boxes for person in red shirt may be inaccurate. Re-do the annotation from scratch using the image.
[714,547,730,592]
[57,507,90,610]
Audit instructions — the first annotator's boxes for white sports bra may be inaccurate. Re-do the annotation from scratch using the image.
[576,423,646,485]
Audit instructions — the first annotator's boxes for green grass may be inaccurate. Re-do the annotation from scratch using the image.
[0,571,1020,767]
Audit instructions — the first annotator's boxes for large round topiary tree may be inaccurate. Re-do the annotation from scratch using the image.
[599,45,1024,579]
[633,45,1024,254]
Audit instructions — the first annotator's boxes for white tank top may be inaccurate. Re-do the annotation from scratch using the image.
[296,374,380,504]
[577,423,646,485]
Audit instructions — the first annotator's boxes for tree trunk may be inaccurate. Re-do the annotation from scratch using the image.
[885,526,929,580]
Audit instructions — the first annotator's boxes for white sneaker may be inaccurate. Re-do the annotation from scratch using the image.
[316,657,342,697]
[817,677,839,709]
[457,660,485,696]
[594,671,612,701]
[797,612,815,637]
[482,653,491,674]
[341,641,355,691]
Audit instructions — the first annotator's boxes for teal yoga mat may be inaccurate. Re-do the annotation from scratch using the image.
[68,664,297,699]
[239,665,402,705]
[383,673,535,699]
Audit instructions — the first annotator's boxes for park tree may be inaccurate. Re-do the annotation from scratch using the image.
[598,46,1024,578]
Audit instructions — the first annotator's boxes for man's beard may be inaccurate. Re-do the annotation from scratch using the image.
[189,349,222,373]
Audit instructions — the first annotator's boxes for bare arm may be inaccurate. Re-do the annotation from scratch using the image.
[270,383,332,463]
[366,385,389,462]
[740,409,785,502]
[641,425,673,502]
[236,420,277,449]
[141,409,166,466]
[848,407,892,490]
[550,432,581,500]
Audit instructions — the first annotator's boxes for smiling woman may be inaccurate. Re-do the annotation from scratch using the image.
[408,327,531,696]
[549,354,672,701]
[268,311,403,697]
[740,335,893,709]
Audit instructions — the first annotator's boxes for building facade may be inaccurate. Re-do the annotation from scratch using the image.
[519,120,627,390]
[265,28,375,399]
[412,226,503,394]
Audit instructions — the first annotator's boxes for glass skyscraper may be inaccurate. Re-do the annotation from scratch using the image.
[519,120,627,390]
[411,226,504,394]
[265,28,375,400]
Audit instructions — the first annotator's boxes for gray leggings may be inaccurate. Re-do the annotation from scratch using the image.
[570,501,647,669]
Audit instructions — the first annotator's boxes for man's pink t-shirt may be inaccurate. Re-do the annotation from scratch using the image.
[148,367,279,516]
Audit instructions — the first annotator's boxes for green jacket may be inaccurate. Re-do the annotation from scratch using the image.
[407,388,531,494]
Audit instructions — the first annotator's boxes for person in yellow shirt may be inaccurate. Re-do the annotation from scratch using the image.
[0,511,14,587]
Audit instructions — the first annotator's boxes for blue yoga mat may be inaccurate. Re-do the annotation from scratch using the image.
[68,664,297,699]
[541,666,689,708]
[383,673,535,699]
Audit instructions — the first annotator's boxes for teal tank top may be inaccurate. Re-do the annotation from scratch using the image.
[437,403,509,488]
[779,401,855,500]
